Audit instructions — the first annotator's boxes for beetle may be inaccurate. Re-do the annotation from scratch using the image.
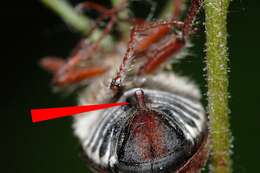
[41,0,208,172]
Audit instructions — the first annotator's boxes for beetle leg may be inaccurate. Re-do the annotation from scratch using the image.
[40,15,116,87]
[76,1,127,16]
[182,0,203,39]
[52,66,108,86]
[139,0,203,74]
[40,56,107,86]
[110,20,183,93]
[40,57,66,74]
[43,1,124,86]
[133,24,172,54]
[138,38,185,74]
[75,1,110,15]
[110,0,203,92]
[57,16,117,86]
[75,1,113,35]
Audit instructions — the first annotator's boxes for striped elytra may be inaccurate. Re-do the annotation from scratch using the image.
[73,73,209,173]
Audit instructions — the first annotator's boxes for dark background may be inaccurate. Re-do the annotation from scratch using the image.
[2,0,259,172]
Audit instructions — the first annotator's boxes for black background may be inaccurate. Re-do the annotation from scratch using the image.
[2,0,259,172]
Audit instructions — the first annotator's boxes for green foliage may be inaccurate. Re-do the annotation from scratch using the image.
[41,0,91,34]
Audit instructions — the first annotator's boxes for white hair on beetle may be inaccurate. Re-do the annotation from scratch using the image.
[152,72,201,99]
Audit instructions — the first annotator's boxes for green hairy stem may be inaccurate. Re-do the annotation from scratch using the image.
[204,0,232,172]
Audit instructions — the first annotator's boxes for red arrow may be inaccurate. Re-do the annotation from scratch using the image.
[31,102,128,123]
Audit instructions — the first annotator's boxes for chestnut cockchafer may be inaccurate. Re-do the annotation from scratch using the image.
[41,0,208,172]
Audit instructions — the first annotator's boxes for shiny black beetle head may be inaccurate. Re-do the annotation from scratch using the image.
[75,86,208,173]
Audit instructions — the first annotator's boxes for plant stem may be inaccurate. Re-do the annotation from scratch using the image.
[204,0,232,173]
[160,0,173,18]
[41,0,114,47]
[41,0,91,34]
